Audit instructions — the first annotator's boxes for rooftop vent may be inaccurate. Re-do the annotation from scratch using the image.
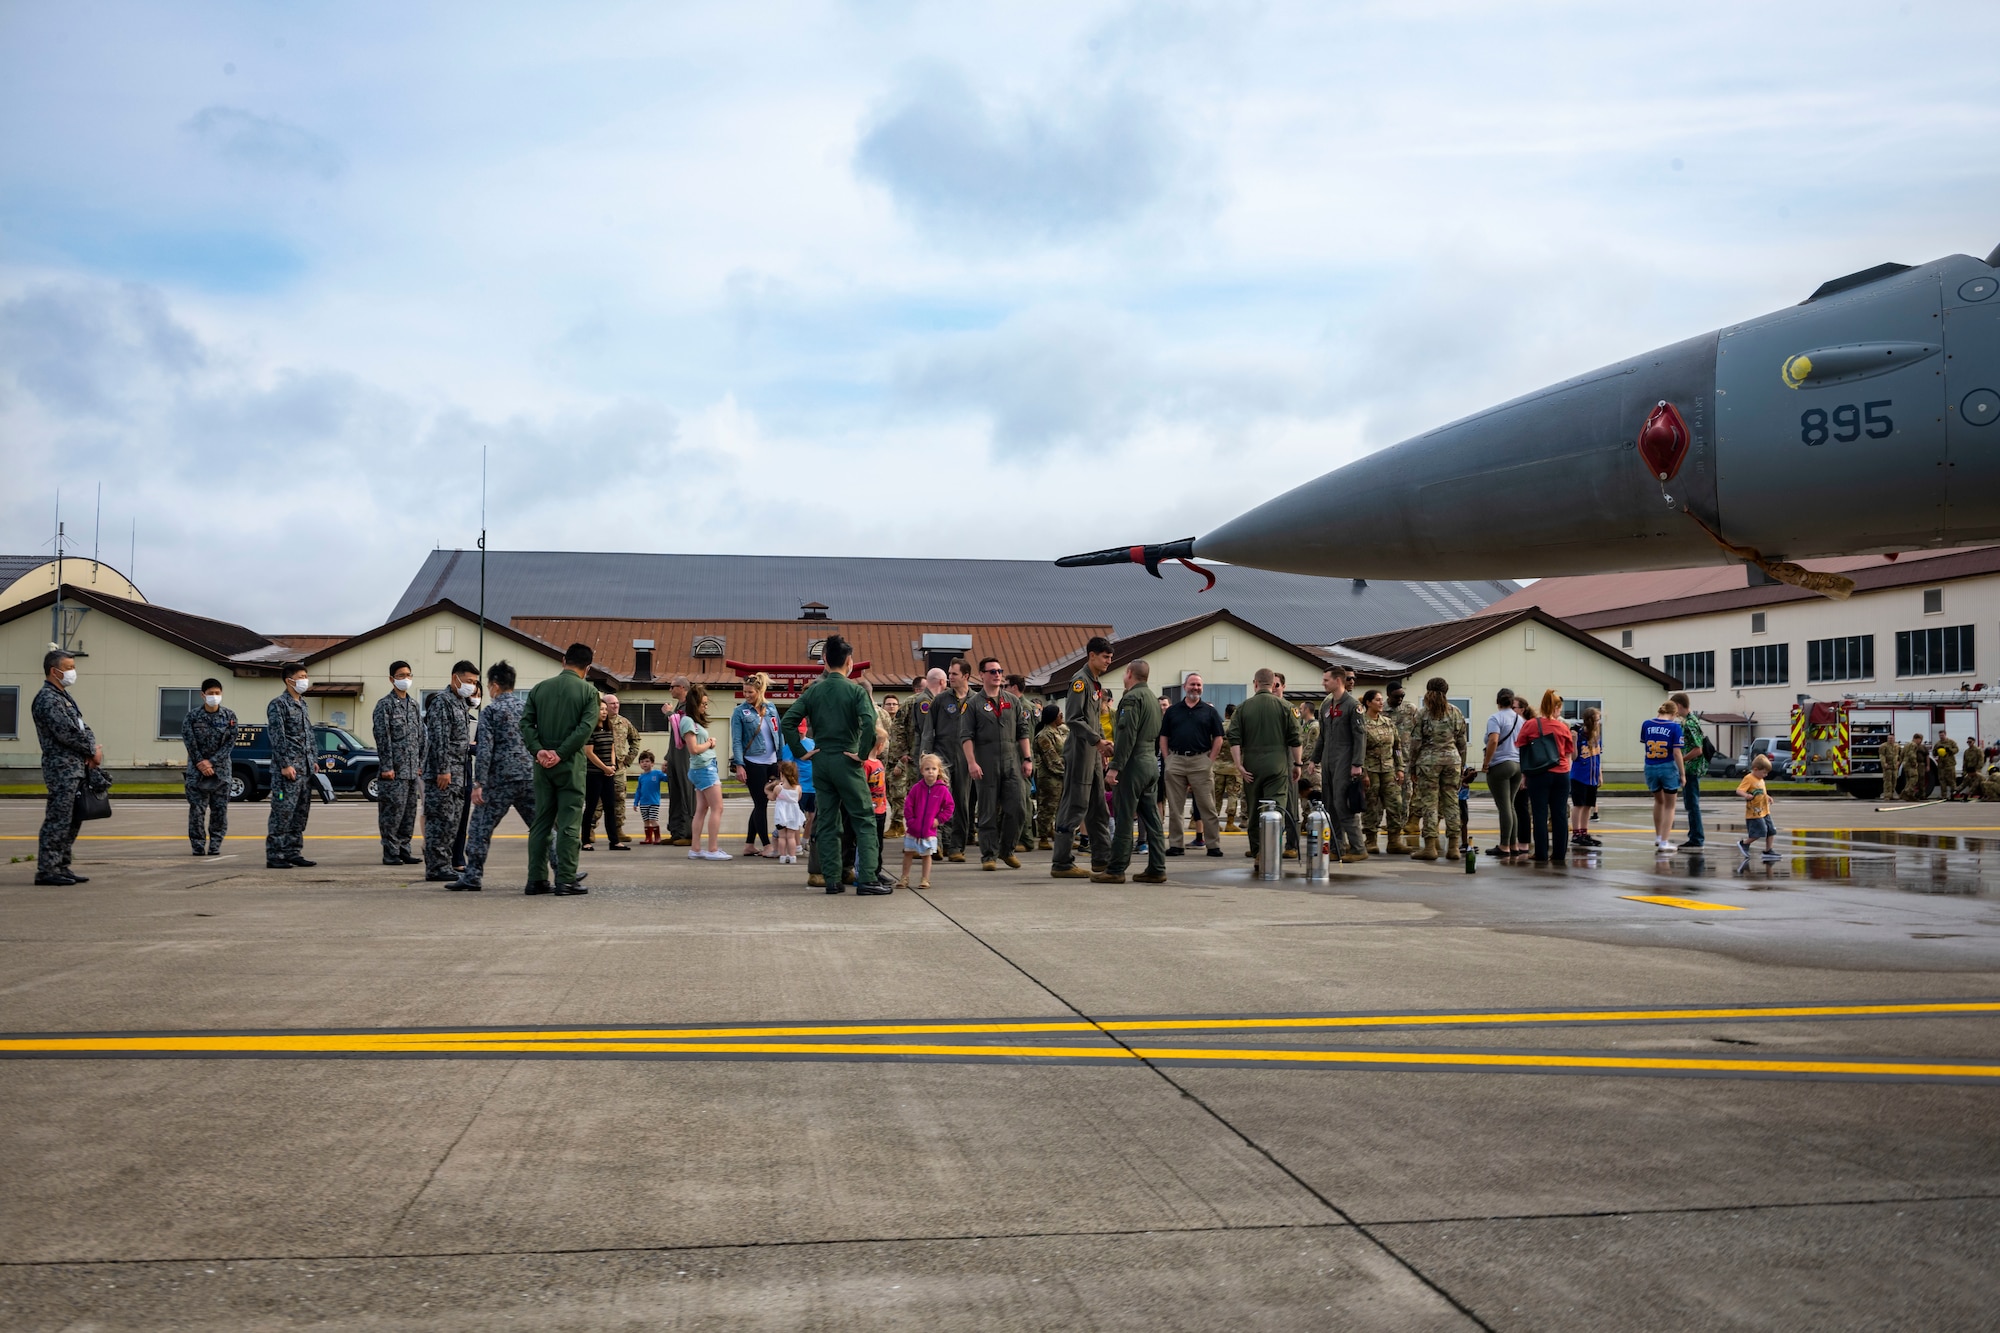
[692,635,725,658]
[800,601,830,621]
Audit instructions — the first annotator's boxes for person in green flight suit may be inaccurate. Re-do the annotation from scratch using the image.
[783,634,893,895]
[1099,659,1166,884]
[1227,667,1302,863]
[1051,636,1115,879]
[519,641,603,895]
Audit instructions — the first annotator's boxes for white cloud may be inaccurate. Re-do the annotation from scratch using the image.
[184,106,346,181]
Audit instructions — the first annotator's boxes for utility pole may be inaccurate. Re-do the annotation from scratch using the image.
[477,446,487,675]
[94,483,101,566]
[51,491,64,649]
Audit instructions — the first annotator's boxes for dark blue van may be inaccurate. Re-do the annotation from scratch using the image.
[229,723,381,802]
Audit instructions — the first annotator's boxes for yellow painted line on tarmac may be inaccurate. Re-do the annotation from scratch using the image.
[6,1001,1994,1053]
[1620,895,1743,911]
[2,1033,1996,1081]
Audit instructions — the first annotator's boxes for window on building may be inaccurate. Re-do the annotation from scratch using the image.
[1730,644,1789,688]
[1662,651,1715,691]
[1560,697,1603,723]
[1751,612,1766,634]
[1448,697,1471,720]
[628,701,676,732]
[1620,630,1633,649]
[1807,635,1874,683]
[0,685,17,740]
[157,687,200,739]
[1923,588,1943,615]
[1896,625,1975,677]
[1202,683,1247,712]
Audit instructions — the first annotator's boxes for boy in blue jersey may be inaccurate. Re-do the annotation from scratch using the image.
[1640,702,1685,853]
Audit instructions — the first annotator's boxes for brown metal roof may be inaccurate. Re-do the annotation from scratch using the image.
[511,617,1112,691]
[265,634,348,657]
[1334,607,1681,689]
[1485,545,1999,624]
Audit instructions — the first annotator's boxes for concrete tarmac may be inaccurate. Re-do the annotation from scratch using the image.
[2,794,1996,1330]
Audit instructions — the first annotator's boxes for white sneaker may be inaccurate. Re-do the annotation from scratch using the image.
[1657,840,1677,854]
[704,850,733,860]
[687,850,702,859]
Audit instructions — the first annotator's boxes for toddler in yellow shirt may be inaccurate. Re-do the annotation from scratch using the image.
[1736,754,1778,861]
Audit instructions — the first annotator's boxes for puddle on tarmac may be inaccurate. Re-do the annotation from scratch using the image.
[1551,827,1992,899]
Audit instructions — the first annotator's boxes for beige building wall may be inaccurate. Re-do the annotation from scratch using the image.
[0,561,145,612]
[1599,572,2000,747]
[1421,624,1671,772]
[1133,630,1333,700]
[312,609,564,746]
[0,612,235,773]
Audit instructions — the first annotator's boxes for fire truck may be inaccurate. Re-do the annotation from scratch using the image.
[1788,690,1985,798]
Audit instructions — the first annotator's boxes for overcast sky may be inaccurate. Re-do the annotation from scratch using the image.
[3,1,1996,633]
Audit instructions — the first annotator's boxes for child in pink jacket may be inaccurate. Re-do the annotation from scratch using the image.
[900,753,955,890]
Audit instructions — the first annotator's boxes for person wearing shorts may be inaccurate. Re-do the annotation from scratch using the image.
[1568,707,1603,848]
[899,753,955,889]
[1640,702,1685,853]
[1737,754,1779,861]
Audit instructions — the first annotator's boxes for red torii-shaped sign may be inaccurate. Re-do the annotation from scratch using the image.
[724,659,871,700]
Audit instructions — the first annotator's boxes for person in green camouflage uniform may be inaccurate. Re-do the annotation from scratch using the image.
[1032,706,1067,849]
[1390,686,1421,842]
[879,694,909,836]
[1931,736,1959,799]
[1958,739,1985,800]
[1407,676,1466,860]
[1359,689,1405,853]
[1901,732,1931,801]
[1876,735,1900,800]
[1212,703,1242,830]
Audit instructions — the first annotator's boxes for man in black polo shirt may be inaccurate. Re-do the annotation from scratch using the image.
[1158,673,1227,858]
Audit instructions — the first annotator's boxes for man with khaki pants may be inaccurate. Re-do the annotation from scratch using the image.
[1159,673,1227,859]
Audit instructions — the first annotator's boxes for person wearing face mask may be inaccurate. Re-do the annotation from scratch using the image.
[265,663,318,869]
[371,661,424,866]
[32,649,102,885]
[422,659,480,882]
[180,679,236,856]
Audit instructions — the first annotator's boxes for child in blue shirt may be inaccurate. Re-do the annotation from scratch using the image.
[1641,703,1685,853]
[632,751,666,845]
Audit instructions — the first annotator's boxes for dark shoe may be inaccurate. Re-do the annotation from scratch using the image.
[580,842,595,851]
[856,879,895,895]
[824,882,846,894]
[426,872,458,882]
[207,848,223,856]
[1133,871,1168,884]
[524,883,553,895]
[382,855,404,865]
[1164,846,1185,857]
[191,847,207,857]
[450,880,482,891]
[568,871,587,885]
[266,860,294,869]
[1091,871,1127,883]
[288,857,317,868]
[1207,848,1224,858]
[610,843,631,851]
[1551,857,1567,867]
[554,882,589,895]
[399,853,421,865]
[1191,836,1206,848]
[1050,865,1091,879]
[67,872,89,883]
[33,873,76,886]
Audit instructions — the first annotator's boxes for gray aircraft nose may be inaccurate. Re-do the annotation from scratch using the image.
[1197,333,1725,581]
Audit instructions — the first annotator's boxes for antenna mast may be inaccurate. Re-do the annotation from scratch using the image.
[477,446,487,674]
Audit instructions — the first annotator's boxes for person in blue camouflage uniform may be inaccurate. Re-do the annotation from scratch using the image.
[423,658,480,880]
[180,678,236,856]
[264,663,318,869]
[372,660,424,865]
[32,649,100,885]
[453,660,536,891]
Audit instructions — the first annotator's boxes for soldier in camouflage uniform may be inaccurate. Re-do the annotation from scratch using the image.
[584,694,640,848]
[1901,732,1931,801]
[1958,739,1986,800]
[1931,736,1959,800]
[1407,676,1466,861]
[31,650,99,885]
[1211,703,1242,830]
[181,679,236,856]
[1390,686,1422,842]
[423,660,480,880]
[1032,705,1067,849]
[879,694,909,837]
[1875,735,1900,801]
[454,660,535,891]
[264,664,317,869]
[372,661,424,865]
[1359,690,1406,853]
